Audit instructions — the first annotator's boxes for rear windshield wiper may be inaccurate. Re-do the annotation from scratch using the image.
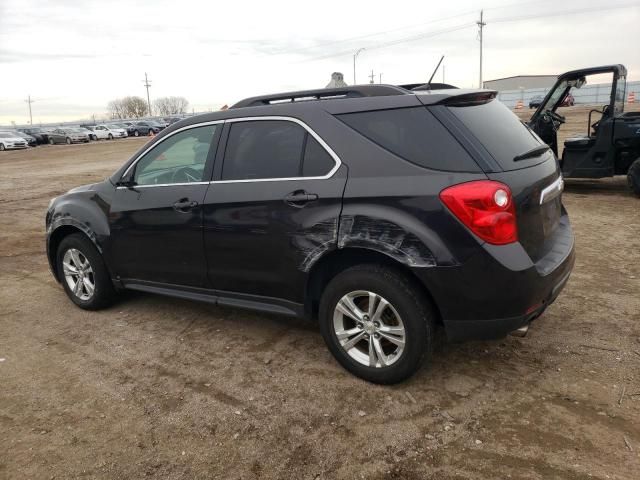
[513,145,550,162]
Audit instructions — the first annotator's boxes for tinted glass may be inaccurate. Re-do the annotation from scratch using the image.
[302,136,335,177]
[222,120,306,180]
[134,125,217,185]
[338,107,479,172]
[448,99,545,171]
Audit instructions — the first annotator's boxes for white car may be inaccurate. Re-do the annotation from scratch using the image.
[0,131,29,150]
[87,125,127,140]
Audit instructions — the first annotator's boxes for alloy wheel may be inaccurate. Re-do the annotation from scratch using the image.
[62,248,95,301]
[333,290,406,368]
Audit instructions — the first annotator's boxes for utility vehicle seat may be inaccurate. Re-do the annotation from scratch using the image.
[564,136,596,149]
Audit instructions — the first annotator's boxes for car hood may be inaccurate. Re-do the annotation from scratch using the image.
[1,136,27,142]
[67,182,100,194]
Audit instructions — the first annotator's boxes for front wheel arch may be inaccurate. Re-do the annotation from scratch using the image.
[48,224,103,282]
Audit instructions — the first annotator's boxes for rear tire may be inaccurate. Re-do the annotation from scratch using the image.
[108,133,113,140]
[49,138,54,145]
[318,264,434,384]
[628,158,640,197]
[56,233,116,310]
[134,130,140,137]
[65,137,71,145]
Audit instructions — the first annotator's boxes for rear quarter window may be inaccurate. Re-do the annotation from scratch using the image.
[336,107,480,172]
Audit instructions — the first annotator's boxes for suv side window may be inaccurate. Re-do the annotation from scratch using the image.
[221,120,336,180]
[337,107,480,172]
[222,120,305,180]
[302,136,335,177]
[133,124,218,186]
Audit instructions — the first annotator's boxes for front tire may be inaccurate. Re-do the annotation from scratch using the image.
[108,133,113,140]
[49,138,54,145]
[628,158,640,197]
[56,233,116,310]
[66,137,72,145]
[133,130,140,137]
[0,143,5,151]
[318,264,434,384]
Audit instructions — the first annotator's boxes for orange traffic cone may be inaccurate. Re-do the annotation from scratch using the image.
[515,99,524,109]
[628,91,636,104]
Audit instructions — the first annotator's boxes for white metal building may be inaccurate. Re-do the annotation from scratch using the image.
[483,75,557,91]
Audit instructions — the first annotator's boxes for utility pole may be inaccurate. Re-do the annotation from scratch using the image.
[353,48,365,85]
[369,70,375,84]
[442,64,445,84]
[379,73,383,84]
[477,10,486,88]
[143,72,152,116]
[25,95,34,125]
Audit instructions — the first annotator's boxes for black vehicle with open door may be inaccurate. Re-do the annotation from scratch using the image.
[528,64,640,196]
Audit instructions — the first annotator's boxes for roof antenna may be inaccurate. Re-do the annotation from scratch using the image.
[426,56,445,91]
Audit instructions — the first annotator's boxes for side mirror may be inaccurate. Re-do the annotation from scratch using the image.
[116,178,137,189]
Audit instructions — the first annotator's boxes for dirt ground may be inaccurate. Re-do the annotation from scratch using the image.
[1,107,639,480]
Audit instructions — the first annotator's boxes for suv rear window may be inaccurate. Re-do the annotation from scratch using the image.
[337,107,480,172]
[447,99,546,171]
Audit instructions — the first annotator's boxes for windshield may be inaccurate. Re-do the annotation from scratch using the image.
[539,80,568,112]
[614,75,626,114]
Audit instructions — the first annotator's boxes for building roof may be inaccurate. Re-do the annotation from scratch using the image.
[484,74,557,83]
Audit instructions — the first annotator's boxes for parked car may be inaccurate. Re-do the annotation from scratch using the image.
[19,127,48,144]
[163,116,183,125]
[85,124,127,140]
[6,130,37,146]
[529,95,544,109]
[108,123,134,136]
[0,131,29,150]
[130,121,161,136]
[45,85,575,384]
[47,128,90,144]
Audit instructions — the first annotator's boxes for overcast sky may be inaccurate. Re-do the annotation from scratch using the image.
[0,0,639,124]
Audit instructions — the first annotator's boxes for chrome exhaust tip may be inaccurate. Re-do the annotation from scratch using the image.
[509,324,529,337]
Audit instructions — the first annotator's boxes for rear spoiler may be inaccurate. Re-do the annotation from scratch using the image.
[436,91,497,107]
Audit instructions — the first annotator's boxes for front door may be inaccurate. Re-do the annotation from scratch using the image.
[203,118,346,304]
[109,123,221,287]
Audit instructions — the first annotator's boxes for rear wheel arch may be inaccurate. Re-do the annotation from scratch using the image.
[304,247,442,324]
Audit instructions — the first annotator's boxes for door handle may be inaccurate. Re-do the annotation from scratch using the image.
[173,198,198,212]
[284,190,318,207]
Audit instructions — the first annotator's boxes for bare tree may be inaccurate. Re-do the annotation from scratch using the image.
[107,96,148,119]
[107,99,126,119]
[122,96,149,118]
[154,96,189,116]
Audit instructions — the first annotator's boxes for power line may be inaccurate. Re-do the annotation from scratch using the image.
[490,2,639,24]
[302,1,638,63]
[305,22,475,62]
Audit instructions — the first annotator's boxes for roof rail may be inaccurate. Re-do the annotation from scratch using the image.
[230,85,410,109]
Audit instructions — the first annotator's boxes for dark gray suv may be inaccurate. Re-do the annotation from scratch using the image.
[46,85,574,383]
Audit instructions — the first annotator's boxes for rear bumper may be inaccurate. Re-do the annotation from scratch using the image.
[414,215,575,341]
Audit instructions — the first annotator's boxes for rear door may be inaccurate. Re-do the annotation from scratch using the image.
[109,122,221,287]
[439,98,564,262]
[203,117,346,304]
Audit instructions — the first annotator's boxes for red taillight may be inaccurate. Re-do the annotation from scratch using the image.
[439,180,518,245]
